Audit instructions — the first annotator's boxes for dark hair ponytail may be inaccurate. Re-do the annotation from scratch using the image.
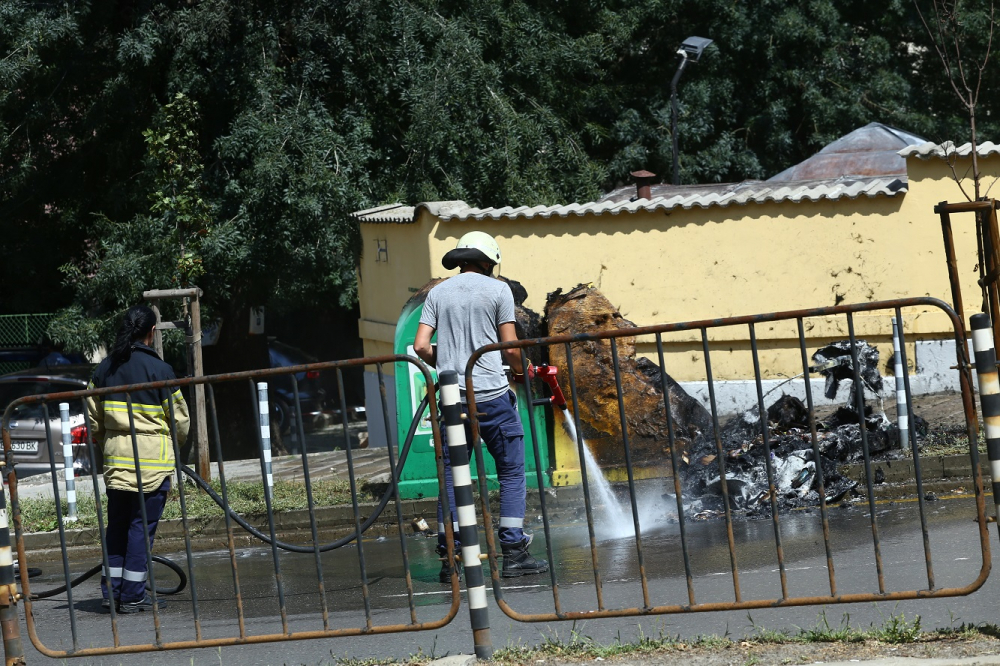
[109,305,156,371]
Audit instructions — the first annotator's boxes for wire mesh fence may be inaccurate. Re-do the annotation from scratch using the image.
[0,314,56,375]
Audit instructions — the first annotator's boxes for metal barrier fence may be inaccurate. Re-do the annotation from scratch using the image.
[466,297,991,622]
[0,355,461,660]
[0,297,994,662]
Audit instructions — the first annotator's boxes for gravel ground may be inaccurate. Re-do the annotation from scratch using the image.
[492,636,1000,666]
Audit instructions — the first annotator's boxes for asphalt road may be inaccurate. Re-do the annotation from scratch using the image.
[13,489,1000,665]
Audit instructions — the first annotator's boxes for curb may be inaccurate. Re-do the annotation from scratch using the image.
[842,454,985,487]
[796,658,1000,666]
[426,656,476,666]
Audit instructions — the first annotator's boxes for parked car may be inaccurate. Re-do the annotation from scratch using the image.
[267,341,328,434]
[0,365,96,479]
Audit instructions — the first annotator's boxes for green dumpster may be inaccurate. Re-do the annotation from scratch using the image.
[394,297,550,499]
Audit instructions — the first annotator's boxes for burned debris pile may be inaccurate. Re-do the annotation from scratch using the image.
[534,284,925,518]
[545,284,712,469]
[410,277,927,521]
[682,341,925,519]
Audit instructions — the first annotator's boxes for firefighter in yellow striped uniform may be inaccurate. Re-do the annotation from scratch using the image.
[87,305,189,613]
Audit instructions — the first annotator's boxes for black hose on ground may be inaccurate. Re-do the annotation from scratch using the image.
[29,555,187,600]
[177,390,430,553]
[26,390,432,597]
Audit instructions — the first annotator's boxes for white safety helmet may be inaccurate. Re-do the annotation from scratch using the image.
[441,231,502,274]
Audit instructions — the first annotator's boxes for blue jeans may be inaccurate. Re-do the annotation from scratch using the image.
[438,390,526,548]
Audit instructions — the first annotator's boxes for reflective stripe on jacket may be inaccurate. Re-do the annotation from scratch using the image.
[87,344,190,493]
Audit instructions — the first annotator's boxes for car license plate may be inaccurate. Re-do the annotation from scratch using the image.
[9,441,39,453]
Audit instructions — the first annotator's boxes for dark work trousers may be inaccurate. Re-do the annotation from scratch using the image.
[437,389,526,549]
[101,477,170,603]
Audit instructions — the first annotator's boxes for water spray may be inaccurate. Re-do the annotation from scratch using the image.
[528,364,654,539]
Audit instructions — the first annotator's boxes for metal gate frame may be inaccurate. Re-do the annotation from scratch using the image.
[0,354,463,661]
[466,296,991,622]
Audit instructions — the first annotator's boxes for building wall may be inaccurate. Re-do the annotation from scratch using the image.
[358,215,437,358]
[357,154,997,437]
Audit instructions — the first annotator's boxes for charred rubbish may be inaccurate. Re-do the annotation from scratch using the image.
[409,278,929,523]
[681,339,925,520]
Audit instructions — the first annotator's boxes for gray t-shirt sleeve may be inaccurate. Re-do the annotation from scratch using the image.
[497,285,515,325]
[419,290,438,329]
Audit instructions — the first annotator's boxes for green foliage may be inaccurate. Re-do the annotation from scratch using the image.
[144,93,213,286]
[1,0,997,338]
[871,607,923,643]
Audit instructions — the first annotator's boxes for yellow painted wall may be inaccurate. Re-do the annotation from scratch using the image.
[357,213,438,366]
[357,154,999,381]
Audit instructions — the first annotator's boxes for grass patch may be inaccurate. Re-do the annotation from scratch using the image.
[792,609,922,644]
[794,610,865,643]
[911,425,985,458]
[934,622,1000,640]
[494,625,684,662]
[15,478,375,533]
[490,610,998,664]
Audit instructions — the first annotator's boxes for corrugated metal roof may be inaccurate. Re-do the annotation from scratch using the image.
[900,141,1000,159]
[353,176,907,224]
[351,203,415,223]
[446,177,905,220]
[768,123,926,182]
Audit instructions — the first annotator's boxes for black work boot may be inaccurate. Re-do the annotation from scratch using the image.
[501,538,549,578]
[117,593,166,614]
[437,545,462,584]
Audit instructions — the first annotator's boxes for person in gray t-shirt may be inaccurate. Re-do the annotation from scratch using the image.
[414,231,549,581]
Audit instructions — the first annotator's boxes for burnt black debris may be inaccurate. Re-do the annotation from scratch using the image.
[811,340,883,403]
[679,339,923,520]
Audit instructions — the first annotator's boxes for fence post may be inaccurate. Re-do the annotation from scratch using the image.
[891,318,910,450]
[970,313,1000,526]
[438,370,492,660]
[257,382,273,500]
[0,464,24,664]
[59,403,77,522]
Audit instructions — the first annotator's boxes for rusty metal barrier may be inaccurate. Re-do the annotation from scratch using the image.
[466,297,990,622]
[0,355,461,661]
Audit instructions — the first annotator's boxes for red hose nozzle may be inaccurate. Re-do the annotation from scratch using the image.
[534,364,567,409]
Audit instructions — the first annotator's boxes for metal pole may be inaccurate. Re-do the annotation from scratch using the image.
[0,497,22,665]
[438,370,492,660]
[670,56,689,186]
[985,203,1000,346]
[0,449,23,666]
[936,204,981,440]
[938,204,967,324]
[970,313,1000,533]
[257,382,273,500]
[891,319,909,450]
[58,403,77,522]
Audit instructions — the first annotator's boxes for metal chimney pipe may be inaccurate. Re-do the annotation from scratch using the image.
[631,170,656,200]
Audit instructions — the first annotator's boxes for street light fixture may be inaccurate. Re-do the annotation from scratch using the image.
[671,36,713,186]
